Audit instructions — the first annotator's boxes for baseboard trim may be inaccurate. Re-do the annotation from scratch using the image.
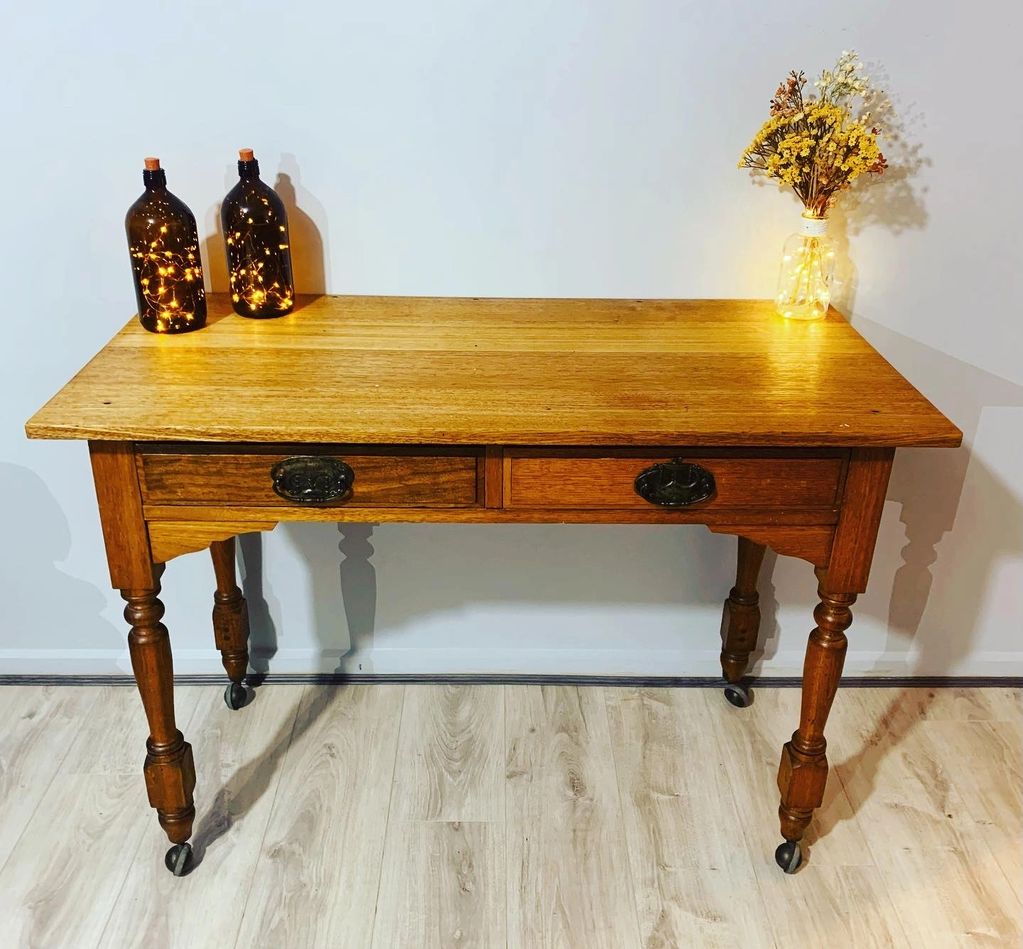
[0,673,1020,688]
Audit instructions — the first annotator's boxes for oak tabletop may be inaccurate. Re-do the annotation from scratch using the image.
[26,294,962,448]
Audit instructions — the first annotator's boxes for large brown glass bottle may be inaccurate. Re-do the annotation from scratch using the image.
[125,158,207,333]
[221,149,294,317]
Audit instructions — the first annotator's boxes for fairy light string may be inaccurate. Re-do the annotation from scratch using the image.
[129,222,205,332]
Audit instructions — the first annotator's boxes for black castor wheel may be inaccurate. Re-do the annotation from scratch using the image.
[165,842,195,877]
[224,681,252,710]
[723,682,751,708]
[775,840,802,874]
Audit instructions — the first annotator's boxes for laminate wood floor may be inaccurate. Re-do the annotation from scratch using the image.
[0,684,1018,949]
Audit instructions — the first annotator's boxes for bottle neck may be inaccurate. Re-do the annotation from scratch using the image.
[799,215,828,238]
[238,158,261,181]
[143,168,167,190]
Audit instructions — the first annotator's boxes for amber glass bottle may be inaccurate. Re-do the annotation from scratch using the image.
[125,158,207,333]
[221,149,294,317]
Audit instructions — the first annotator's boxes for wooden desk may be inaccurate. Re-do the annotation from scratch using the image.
[26,295,961,877]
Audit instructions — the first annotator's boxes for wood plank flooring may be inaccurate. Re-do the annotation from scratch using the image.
[0,684,1018,948]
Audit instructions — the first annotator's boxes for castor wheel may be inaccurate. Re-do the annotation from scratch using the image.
[723,682,751,708]
[165,842,195,877]
[224,681,252,710]
[774,840,802,874]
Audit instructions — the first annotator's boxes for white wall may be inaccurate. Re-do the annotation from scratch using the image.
[1,0,1020,678]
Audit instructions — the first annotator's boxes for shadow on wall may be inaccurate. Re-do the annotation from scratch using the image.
[275,153,329,295]
[0,462,121,663]
[829,84,931,317]
[853,319,1023,675]
[239,520,735,676]
[201,162,235,294]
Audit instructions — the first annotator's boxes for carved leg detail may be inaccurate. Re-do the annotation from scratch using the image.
[211,538,250,688]
[121,571,196,847]
[720,537,767,683]
[777,568,854,853]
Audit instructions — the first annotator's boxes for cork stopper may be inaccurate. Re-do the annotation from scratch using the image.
[143,157,161,170]
[238,148,255,161]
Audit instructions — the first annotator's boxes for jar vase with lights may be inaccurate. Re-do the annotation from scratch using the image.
[221,149,294,318]
[775,214,836,321]
[125,158,207,334]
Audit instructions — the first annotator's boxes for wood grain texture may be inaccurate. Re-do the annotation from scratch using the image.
[0,688,201,949]
[233,684,404,949]
[0,686,100,871]
[824,447,895,592]
[484,446,504,508]
[712,688,874,870]
[374,685,506,948]
[0,685,1019,947]
[706,524,834,566]
[139,447,480,508]
[721,537,767,683]
[0,773,151,949]
[373,821,505,949]
[148,520,277,562]
[97,685,304,949]
[505,685,642,949]
[919,718,1023,905]
[142,502,841,527]
[26,295,962,447]
[389,684,505,823]
[88,440,153,588]
[210,538,249,686]
[121,577,196,845]
[777,572,856,843]
[504,450,844,511]
[605,688,774,949]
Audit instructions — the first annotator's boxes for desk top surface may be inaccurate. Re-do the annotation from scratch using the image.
[26,294,961,448]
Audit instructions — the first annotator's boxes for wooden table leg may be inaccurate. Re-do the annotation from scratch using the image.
[90,441,197,875]
[775,567,854,871]
[720,536,766,707]
[773,447,893,873]
[121,563,197,875]
[210,537,252,710]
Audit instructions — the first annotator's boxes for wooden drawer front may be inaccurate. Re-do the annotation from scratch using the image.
[504,450,845,511]
[139,448,480,508]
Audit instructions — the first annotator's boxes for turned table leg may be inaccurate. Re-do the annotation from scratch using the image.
[121,564,197,876]
[210,537,252,710]
[720,536,766,708]
[774,567,855,873]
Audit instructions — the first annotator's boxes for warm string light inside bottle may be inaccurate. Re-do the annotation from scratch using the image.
[125,158,207,334]
[222,149,295,318]
[226,219,293,314]
[775,215,836,320]
[129,224,204,332]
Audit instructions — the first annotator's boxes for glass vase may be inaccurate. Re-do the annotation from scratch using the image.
[775,214,835,320]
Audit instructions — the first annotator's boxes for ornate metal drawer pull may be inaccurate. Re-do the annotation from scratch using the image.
[270,456,354,504]
[634,459,715,507]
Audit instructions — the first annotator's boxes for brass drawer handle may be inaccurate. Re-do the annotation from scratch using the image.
[270,456,355,503]
[634,459,715,507]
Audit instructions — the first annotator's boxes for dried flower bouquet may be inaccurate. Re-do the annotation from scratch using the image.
[740,52,887,218]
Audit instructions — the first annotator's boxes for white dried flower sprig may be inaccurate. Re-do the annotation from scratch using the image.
[816,50,869,102]
[814,50,891,132]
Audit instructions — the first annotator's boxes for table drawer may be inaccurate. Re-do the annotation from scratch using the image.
[138,446,481,508]
[504,449,846,512]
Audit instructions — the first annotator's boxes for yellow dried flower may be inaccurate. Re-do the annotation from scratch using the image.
[739,54,887,215]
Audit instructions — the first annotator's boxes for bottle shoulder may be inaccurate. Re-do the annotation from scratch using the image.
[221,178,286,225]
[126,189,197,228]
